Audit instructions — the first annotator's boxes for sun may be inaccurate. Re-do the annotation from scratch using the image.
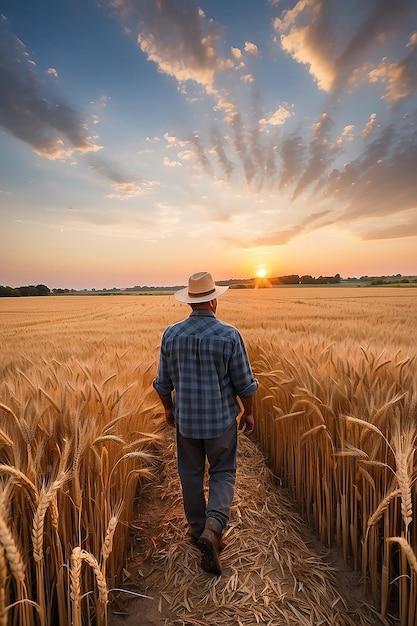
[256,267,267,279]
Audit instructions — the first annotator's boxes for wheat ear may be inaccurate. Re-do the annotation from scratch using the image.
[70,547,83,626]
[0,512,25,584]
[396,450,413,531]
[367,489,401,527]
[102,514,119,565]
[0,465,38,500]
[0,430,12,449]
[0,546,7,626]
[81,550,109,606]
[32,474,68,563]
[387,537,417,575]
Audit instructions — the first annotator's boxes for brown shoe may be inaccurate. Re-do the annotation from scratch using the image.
[197,518,222,576]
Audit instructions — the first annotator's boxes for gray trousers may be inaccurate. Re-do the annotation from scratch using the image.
[176,421,237,538]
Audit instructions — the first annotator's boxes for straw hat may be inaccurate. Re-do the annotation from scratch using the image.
[174,271,229,303]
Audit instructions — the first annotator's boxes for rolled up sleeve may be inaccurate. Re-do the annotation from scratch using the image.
[153,335,174,396]
[230,333,258,398]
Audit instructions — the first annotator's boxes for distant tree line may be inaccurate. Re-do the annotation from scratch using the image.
[370,276,417,285]
[0,284,51,297]
[266,274,342,285]
[125,285,185,292]
[2,274,415,297]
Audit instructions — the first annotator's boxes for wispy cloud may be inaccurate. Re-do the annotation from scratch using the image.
[292,113,338,200]
[260,105,293,127]
[331,122,417,225]
[369,33,417,105]
[112,0,221,92]
[246,210,333,248]
[273,0,416,98]
[0,17,101,159]
[88,155,159,199]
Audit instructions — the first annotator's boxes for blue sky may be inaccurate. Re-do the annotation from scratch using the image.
[1,0,417,289]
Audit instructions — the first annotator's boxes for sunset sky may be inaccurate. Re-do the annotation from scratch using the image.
[1,0,417,289]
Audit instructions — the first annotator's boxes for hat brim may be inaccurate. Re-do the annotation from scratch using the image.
[174,284,229,303]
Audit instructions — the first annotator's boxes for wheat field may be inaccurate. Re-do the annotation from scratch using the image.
[0,288,416,625]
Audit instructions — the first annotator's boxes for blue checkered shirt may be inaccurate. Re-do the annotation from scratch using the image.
[153,310,258,439]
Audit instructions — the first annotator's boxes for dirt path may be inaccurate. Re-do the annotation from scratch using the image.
[109,431,390,626]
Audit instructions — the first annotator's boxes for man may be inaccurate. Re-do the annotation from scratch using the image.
[153,271,258,576]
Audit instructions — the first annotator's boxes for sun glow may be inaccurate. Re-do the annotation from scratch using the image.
[257,267,267,278]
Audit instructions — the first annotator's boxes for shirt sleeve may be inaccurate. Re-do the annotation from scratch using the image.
[229,331,258,397]
[153,330,174,396]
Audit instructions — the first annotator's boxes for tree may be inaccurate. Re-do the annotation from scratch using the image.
[18,285,39,296]
[0,286,21,297]
[300,275,315,284]
[35,284,50,295]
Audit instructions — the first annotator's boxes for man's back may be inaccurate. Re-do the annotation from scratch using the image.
[154,309,257,438]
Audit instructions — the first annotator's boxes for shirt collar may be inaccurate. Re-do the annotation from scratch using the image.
[190,310,216,318]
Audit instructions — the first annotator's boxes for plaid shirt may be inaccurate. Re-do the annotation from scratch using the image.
[153,310,258,439]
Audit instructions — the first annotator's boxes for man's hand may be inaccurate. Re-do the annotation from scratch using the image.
[165,408,176,428]
[239,412,254,436]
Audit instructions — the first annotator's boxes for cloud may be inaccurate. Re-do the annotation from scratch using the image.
[178,149,195,161]
[279,135,306,190]
[332,0,415,94]
[125,0,416,244]
[244,41,259,56]
[209,127,235,179]
[241,74,254,84]
[273,0,416,95]
[359,209,417,241]
[273,0,337,91]
[368,36,417,105]
[104,180,156,199]
[105,1,289,194]
[260,105,292,126]
[362,113,378,137]
[292,112,338,200]
[163,156,182,167]
[249,209,333,247]
[187,133,214,177]
[114,0,221,92]
[318,119,417,232]
[0,19,101,159]
[107,0,245,124]
[335,124,355,147]
[88,155,159,198]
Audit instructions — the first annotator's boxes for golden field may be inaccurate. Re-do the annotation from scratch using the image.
[1,288,417,625]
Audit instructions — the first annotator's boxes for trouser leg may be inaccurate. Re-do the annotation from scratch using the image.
[205,422,237,530]
[176,430,207,538]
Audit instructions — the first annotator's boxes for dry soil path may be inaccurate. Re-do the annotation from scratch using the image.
[109,431,390,626]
